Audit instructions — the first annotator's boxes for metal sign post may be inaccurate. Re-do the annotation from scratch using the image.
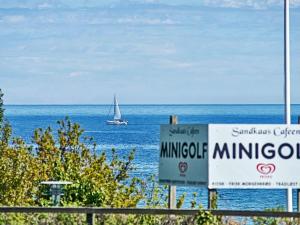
[298,116,300,212]
[168,115,177,209]
[284,0,292,212]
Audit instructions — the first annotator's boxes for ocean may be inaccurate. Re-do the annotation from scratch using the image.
[5,104,300,211]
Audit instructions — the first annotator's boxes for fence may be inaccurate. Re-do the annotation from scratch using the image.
[1,207,300,225]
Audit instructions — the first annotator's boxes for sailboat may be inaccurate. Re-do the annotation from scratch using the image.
[106,95,128,125]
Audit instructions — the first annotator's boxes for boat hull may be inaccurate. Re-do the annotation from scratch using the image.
[106,120,128,125]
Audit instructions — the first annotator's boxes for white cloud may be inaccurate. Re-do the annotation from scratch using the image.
[2,15,26,23]
[159,60,195,69]
[203,0,300,9]
[117,17,177,25]
[1,0,299,10]
[37,3,53,9]
[68,72,82,77]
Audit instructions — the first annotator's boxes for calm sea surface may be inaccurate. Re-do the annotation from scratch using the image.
[5,104,300,210]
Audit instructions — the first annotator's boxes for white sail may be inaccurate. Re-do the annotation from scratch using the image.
[106,94,127,125]
[113,95,122,120]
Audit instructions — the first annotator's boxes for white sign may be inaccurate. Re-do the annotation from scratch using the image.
[209,124,300,189]
[159,124,208,186]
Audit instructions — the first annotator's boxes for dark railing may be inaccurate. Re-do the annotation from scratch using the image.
[0,207,300,225]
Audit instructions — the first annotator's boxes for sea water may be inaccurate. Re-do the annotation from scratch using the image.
[5,104,300,210]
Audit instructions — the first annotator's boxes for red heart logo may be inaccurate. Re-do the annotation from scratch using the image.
[256,163,276,175]
[178,162,188,173]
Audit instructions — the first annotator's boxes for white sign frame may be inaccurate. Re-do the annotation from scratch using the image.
[209,124,300,189]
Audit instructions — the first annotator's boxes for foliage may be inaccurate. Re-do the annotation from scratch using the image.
[0,89,3,124]
[193,206,221,225]
[252,207,299,225]
[0,213,87,225]
[143,176,168,208]
[0,90,31,206]
[92,206,222,225]
[0,139,38,206]
[0,89,11,148]
[0,114,144,207]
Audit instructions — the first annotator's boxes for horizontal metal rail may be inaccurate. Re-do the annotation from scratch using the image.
[0,207,299,218]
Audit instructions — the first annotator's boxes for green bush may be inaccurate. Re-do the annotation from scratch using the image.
[252,207,299,225]
[0,90,144,207]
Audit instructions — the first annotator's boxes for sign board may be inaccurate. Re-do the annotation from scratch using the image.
[159,124,208,186]
[209,124,300,189]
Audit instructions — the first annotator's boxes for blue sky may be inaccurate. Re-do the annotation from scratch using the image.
[0,0,300,104]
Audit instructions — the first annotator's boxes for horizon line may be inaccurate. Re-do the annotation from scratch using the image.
[4,103,300,106]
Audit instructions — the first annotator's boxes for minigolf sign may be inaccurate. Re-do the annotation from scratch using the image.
[159,124,208,186]
[209,124,300,189]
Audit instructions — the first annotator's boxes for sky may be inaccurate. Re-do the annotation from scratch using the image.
[0,0,300,104]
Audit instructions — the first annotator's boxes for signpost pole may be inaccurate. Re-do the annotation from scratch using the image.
[284,0,293,212]
[168,115,177,209]
[208,189,217,210]
[298,116,300,212]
